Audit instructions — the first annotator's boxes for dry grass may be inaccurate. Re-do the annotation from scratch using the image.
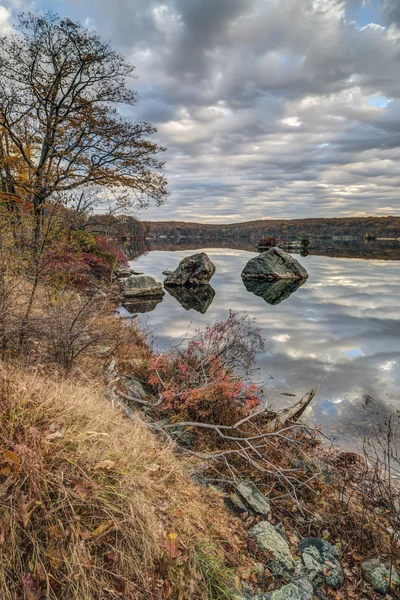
[0,364,242,600]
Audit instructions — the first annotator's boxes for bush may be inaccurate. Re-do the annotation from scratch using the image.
[147,311,264,423]
[258,236,278,247]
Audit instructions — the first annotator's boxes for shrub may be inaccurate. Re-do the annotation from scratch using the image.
[147,311,264,423]
[258,236,278,247]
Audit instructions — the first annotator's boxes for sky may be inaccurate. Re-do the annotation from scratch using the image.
[1,0,400,223]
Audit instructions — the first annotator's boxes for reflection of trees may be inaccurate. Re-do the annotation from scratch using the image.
[122,239,150,260]
[165,285,215,313]
[242,278,307,305]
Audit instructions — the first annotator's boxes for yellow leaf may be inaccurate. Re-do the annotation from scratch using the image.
[91,520,114,538]
[94,460,116,471]
[168,532,178,542]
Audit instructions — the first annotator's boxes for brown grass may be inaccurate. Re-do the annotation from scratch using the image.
[0,364,242,600]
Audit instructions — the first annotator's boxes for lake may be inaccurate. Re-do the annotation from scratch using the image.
[124,244,400,450]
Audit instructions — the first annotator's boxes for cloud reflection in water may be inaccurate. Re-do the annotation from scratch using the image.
[129,249,400,450]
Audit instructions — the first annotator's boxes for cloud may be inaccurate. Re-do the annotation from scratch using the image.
[3,0,400,221]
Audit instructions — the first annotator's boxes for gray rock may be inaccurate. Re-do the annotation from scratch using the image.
[361,558,400,593]
[236,482,271,516]
[237,580,312,600]
[249,521,294,572]
[162,269,173,275]
[122,275,165,298]
[249,578,313,600]
[229,493,249,513]
[164,252,216,286]
[241,248,308,281]
[242,278,306,305]
[125,377,147,402]
[115,266,132,278]
[299,538,343,589]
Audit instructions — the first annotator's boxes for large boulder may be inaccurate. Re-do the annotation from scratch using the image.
[299,538,343,589]
[164,252,216,286]
[242,248,308,281]
[361,558,400,593]
[121,275,165,299]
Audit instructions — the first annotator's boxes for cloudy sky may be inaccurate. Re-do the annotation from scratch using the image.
[1,0,400,222]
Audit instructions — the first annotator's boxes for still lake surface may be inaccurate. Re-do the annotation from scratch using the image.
[125,245,400,450]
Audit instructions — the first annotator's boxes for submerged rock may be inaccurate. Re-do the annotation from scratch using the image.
[164,252,216,286]
[236,481,271,516]
[122,274,165,298]
[299,538,343,589]
[242,248,308,281]
[166,284,215,313]
[249,521,294,572]
[361,558,400,593]
[242,278,306,305]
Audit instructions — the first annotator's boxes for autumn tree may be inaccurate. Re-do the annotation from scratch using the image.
[0,12,167,244]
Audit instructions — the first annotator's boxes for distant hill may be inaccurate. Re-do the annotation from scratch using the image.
[143,216,400,242]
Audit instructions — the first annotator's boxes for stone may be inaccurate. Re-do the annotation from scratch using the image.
[250,578,313,600]
[241,248,308,281]
[299,538,343,589]
[121,275,165,298]
[229,493,249,514]
[166,284,215,313]
[242,278,306,305]
[361,558,400,593]
[236,481,271,516]
[164,252,216,286]
[249,521,294,572]
[115,266,132,278]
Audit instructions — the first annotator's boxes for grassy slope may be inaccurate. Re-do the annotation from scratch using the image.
[0,364,242,600]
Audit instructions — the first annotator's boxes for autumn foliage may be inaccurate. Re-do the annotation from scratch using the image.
[148,311,264,423]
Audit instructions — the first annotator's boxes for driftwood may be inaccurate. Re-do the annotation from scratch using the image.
[266,387,319,432]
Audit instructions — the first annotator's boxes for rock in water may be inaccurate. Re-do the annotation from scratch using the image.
[299,538,343,589]
[164,252,216,286]
[249,521,294,572]
[122,275,165,298]
[361,558,400,593]
[242,248,308,281]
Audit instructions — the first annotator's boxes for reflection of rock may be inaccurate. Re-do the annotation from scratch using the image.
[122,296,163,314]
[164,252,216,285]
[121,275,165,299]
[243,278,306,305]
[242,248,308,280]
[166,284,215,313]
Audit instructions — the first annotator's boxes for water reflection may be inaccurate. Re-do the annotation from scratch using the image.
[242,277,307,305]
[166,284,215,314]
[122,296,163,314]
[128,247,400,450]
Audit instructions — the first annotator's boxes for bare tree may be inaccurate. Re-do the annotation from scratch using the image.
[0,12,167,245]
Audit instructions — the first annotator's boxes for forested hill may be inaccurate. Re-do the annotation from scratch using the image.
[143,216,400,241]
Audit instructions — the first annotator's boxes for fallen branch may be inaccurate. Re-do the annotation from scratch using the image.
[266,387,318,432]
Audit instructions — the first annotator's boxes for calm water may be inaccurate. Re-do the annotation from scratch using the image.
[125,247,400,450]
